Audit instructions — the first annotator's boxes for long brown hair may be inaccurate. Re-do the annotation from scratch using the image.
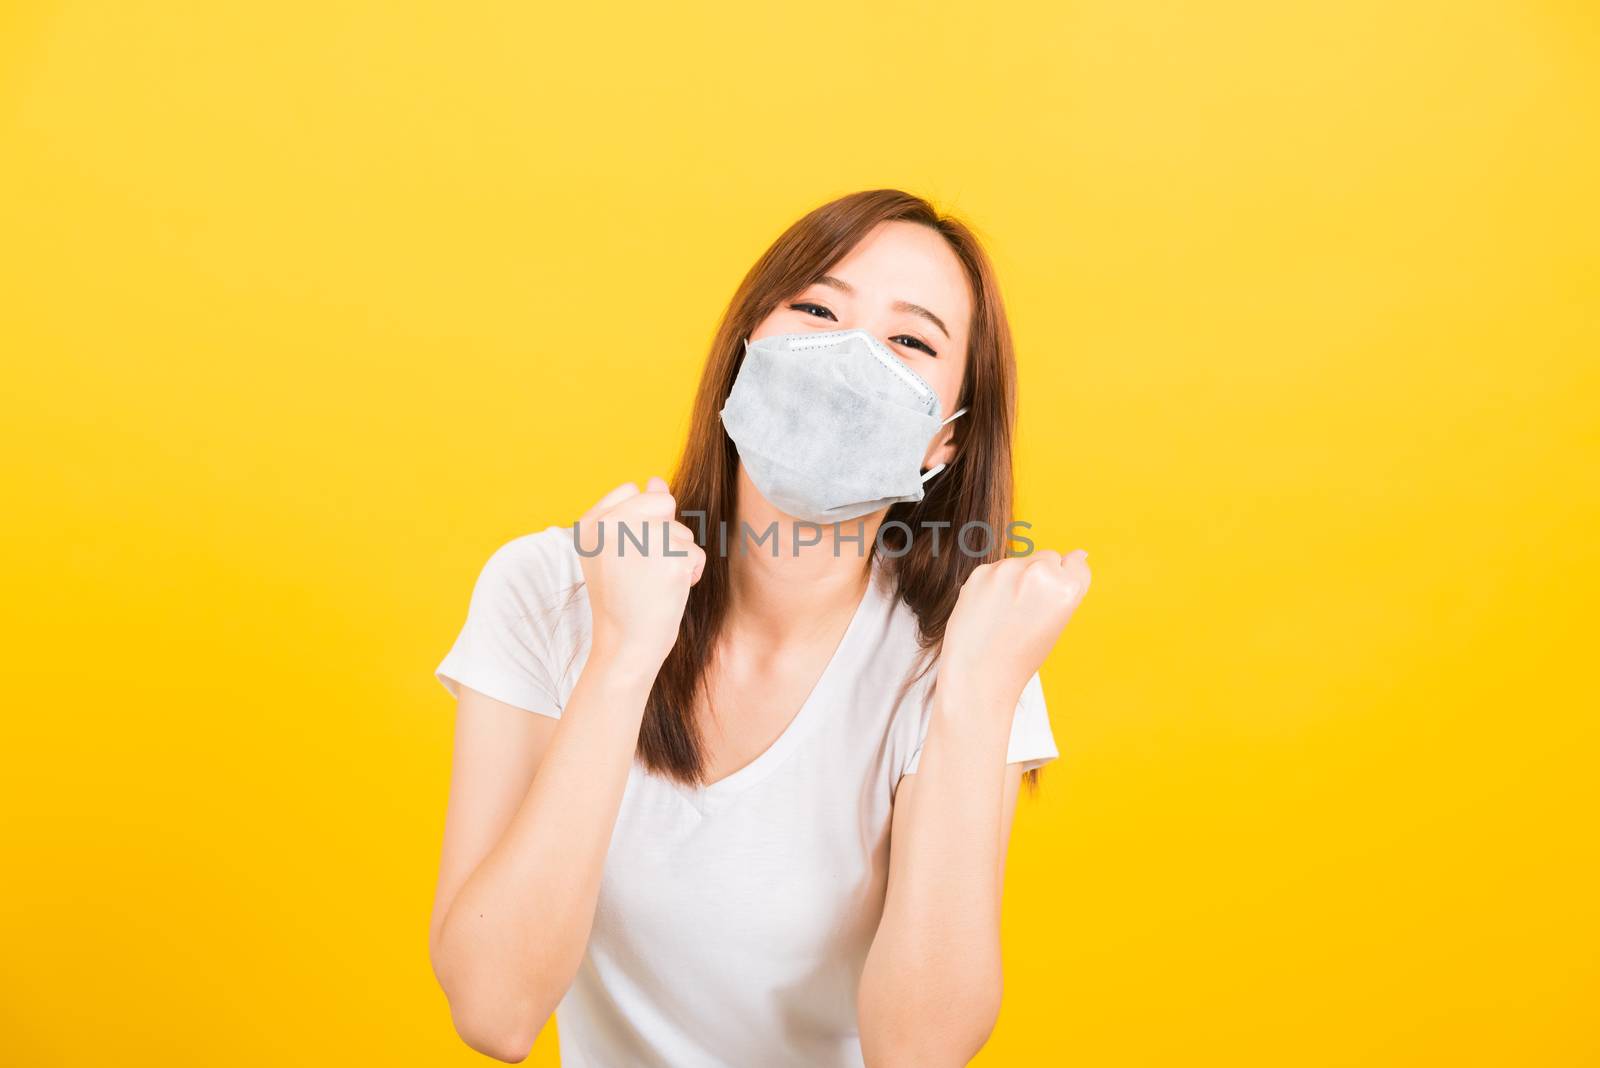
[644,188,1025,786]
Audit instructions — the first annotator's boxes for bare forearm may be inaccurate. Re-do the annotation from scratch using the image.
[859,683,1013,1065]
[432,649,655,1055]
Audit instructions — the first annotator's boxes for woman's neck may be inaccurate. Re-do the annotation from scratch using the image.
[724,469,883,647]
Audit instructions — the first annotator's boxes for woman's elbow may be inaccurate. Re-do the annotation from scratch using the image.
[434,956,559,1064]
[430,929,568,1061]
[448,999,545,1064]
[859,980,1003,1067]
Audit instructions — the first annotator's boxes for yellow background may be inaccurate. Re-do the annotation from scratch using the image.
[2,1,1596,1064]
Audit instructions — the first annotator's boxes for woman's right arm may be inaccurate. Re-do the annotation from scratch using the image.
[427,479,703,1063]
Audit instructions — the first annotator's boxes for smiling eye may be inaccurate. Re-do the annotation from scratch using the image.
[892,335,938,357]
[789,302,837,321]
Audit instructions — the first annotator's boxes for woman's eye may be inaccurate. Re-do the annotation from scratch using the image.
[789,302,837,321]
[892,335,938,357]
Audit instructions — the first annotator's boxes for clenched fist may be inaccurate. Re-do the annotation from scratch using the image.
[940,549,1091,711]
[574,476,706,669]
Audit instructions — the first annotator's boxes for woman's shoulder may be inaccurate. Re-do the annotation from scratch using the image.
[468,524,589,631]
[436,524,588,714]
[859,561,943,698]
[481,523,583,584]
[869,561,935,652]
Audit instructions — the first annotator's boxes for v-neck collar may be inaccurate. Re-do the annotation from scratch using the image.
[667,563,887,817]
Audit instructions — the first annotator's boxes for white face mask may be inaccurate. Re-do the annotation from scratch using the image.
[718,328,967,524]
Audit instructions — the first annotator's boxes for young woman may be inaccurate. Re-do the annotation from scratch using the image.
[428,188,1092,1067]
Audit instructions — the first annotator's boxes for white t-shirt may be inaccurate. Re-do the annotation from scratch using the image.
[435,525,1059,1067]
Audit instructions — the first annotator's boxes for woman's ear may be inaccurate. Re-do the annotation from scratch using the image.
[922,420,959,472]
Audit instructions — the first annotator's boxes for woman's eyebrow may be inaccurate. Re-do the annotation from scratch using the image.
[891,300,949,339]
[817,275,950,339]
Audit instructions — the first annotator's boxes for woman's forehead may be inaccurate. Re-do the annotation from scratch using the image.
[822,222,973,331]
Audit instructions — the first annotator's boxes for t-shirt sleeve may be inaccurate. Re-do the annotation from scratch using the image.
[434,527,583,717]
[903,670,1059,776]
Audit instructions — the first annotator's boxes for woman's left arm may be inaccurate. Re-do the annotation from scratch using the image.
[857,691,1022,1067]
[858,549,1091,1068]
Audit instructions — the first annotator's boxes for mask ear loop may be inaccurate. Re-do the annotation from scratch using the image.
[919,406,969,483]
